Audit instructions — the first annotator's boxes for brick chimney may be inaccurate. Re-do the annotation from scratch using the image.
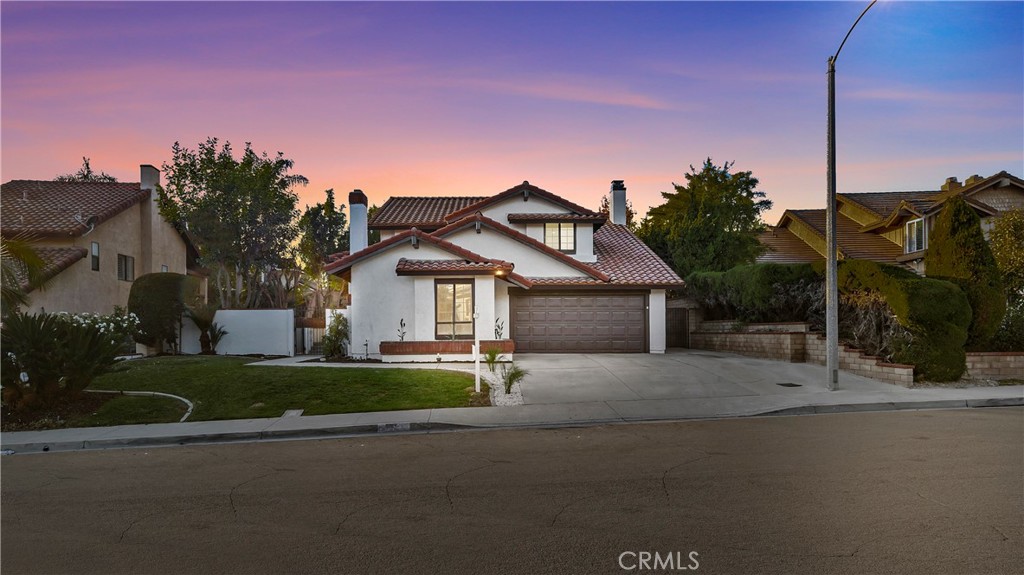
[349,189,368,253]
[964,174,983,187]
[609,180,627,226]
[140,165,160,273]
[941,177,961,192]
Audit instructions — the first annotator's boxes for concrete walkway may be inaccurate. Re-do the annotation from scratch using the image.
[2,351,1021,454]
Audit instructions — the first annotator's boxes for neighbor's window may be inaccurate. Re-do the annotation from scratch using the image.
[905,218,927,253]
[544,222,576,253]
[117,254,135,281]
[161,264,169,273]
[435,280,474,339]
[90,242,100,271]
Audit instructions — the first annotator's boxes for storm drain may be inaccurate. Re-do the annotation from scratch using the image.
[776,383,802,388]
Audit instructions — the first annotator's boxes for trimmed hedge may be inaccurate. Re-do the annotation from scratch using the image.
[128,273,200,349]
[835,260,970,382]
[686,263,819,321]
[925,195,1006,349]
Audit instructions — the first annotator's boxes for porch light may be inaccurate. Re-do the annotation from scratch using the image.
[495,270,505,276]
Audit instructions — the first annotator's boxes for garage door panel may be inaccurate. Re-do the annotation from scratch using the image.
[511,292,647,353]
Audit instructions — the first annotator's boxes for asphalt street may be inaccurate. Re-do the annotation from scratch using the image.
[2,408,1022,575]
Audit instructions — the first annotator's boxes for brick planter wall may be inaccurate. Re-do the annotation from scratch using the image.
[965,352,1024,380]
[690,322,914,387]
[379,339,515,356]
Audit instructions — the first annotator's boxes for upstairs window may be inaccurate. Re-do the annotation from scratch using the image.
[436,280,474,339]
[117,254,135,281]
[905,218,927,253]
[90,242,100,271]
[544,222,576,253]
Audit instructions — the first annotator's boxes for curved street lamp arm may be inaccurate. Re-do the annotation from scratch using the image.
[832,0,878,64]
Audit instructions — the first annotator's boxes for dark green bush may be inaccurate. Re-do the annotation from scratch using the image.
[1,312,124,411]
[925,195,1006,349]
[687,263,819,321]
[322,311,350,359]
[838,259,970,381]
[128,273,200,350]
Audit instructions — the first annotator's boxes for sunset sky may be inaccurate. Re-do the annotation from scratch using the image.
[2,1,1021,225]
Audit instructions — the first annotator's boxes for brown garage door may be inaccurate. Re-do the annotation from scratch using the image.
[510,292,647,353]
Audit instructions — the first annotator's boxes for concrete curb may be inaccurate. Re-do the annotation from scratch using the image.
[3,398,1021,455]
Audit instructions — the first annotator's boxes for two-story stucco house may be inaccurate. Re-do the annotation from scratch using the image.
[325,181,685,361]
[1,165,201,315]
[758,171,1024,273]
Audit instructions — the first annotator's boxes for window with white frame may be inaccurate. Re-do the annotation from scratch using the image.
[544,222,576,253]
[905,218,927,253]
[117,254,135,281]
[435,280,474,339]
[90,242,100,271]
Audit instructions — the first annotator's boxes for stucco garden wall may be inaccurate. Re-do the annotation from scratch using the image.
[180,309,294,356]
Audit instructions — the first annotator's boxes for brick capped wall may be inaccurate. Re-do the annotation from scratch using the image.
[965,352,1024,380]
[379,339,515,356]
[690,322,914,387]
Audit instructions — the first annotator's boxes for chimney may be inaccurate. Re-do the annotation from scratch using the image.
[609,180,627,226]
[964,174,982,187]
[941,176,961,192]
[140,165,160,274]
[349,189,368,253]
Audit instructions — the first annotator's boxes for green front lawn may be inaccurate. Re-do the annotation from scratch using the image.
[91,355,485,422]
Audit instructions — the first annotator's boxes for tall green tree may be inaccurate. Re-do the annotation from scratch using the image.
[989,209,1024,300]
[158,138,308,309]
[637,159,771,279]
[297,189,349,318]
[0,235,47,316]
[55,157,117,182]
[925,195,1005,349]
[597,195,638,231]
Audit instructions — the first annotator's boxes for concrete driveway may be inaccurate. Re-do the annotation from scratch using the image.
[514,349,900,405]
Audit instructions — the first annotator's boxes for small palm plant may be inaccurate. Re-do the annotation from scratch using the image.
[186,302,219,354]
[209,322,229,353]
[483,347,505,374]
[499,362,529,394]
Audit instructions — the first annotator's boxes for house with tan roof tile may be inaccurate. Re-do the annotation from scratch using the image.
[758,171,1024,274]
[326,180,684,360]
[1,165,202,315]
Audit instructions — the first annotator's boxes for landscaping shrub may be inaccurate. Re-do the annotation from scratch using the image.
[838,259,970,381]
[925,196,1006,349]
[499,362,529,394]
[990,297,1024,352]
[686,263,819,321]
[322,311,350,359]
[1,312,127,412]
[186,302,219,354]
[483,347,505,374]
[128,273,200,351]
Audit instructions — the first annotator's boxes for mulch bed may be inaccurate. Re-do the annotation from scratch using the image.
[1,393,114,432]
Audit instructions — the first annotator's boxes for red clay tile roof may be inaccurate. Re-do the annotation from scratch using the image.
[433,212,610,281]
[396,258,513,275]
[325,228,507,276]
[369,196,487,229]
[506,213,607,224]
[785,209,903,264]
[756,228,824,264]
[1,180,150,237]
[444,181,600,223]
[16,246,88,292]
[591,224,685,287]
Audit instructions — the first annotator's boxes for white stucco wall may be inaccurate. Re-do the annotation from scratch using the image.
[479,195,566,223]
[444,227,588,278]
[180,309,294,356]
[649,289,667,354]
[494,281,511,339]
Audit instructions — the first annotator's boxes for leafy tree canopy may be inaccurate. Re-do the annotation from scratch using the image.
[925,195,1005,349]
[989,208,1024,300]
[55,157,117,183]
[637,159,771,279]
[298,189,348,272]
[158,138,308,309]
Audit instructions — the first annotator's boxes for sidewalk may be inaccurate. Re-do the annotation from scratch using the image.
[2,353,1021,454]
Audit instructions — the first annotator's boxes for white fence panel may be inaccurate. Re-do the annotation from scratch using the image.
[179,309,294,357]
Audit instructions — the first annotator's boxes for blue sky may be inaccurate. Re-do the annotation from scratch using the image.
[2,1,1021,223]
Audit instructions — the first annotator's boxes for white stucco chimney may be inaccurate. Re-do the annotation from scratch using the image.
[609,180,627,226]
[349,189,368,253]
[141,164,160,192]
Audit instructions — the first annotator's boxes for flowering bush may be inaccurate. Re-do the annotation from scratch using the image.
[1,310,134,412]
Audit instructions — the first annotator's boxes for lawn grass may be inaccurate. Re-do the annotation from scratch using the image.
[72,395,187,428]
[91,355,484,422]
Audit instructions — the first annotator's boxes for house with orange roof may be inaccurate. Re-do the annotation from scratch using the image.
[1,165,202,315]
[758,171,1024,274]
[326,181,684,360]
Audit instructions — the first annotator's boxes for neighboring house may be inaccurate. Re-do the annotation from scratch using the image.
[1,165,202,315]
[326,181,684,360]
[759,171,1024,274]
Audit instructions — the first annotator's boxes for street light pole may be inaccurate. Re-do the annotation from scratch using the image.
[827,0,876,391]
